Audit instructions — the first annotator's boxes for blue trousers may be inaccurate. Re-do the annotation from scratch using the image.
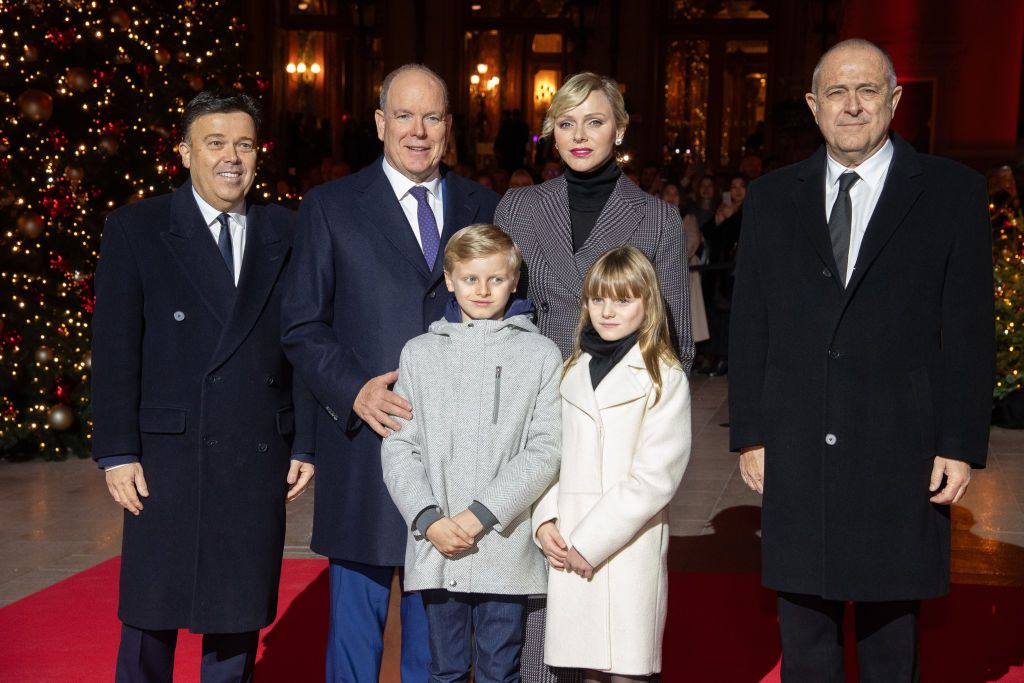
[114,623,257,683]
[327,559,430,683]
[421,590,526,683]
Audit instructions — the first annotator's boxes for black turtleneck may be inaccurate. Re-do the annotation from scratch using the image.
[580,324,640,389]
[565,156,621,252]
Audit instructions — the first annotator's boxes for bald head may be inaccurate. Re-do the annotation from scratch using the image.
[811,39,897,96]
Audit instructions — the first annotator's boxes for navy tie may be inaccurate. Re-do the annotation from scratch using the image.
[216,212,234,280]
[828,172,860,285]
[408,186,440,270]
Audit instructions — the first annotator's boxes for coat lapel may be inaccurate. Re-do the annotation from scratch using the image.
[560,354,602,424]
[532,177,582,291]
[792,147,843,292]
[435,172,482,280]
[208,204,288,370]
[843,135,923,297]
[356,160,433,282]
[594,344,650,410]
[574,175,645,273]
[161,181,236,325]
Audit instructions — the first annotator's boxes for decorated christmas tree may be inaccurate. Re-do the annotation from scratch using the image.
[993,194,1024,408]
[0,0,274,459]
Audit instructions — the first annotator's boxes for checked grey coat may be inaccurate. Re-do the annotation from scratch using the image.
[496,174,694,371]
[381,314,563,595]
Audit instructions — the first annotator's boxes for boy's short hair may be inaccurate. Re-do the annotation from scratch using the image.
[443,223,523,274]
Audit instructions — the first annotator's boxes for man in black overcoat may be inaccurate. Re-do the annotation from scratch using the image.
[281,64,499,681]
[92,91,315,683]
[729,39,994,681]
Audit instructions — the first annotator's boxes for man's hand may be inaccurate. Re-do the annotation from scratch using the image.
[929,456,971,505]
[105,462,149,516]
[286,460,315,503]
[452,509,484,538]
[353,369,412,438]
[739,446,765,494]
[536,520,568,570]
[564,546,594,580]
[425,518,475,557]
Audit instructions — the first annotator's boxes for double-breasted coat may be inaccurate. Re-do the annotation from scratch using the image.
[91,181,315,633]
[495,174,694,370]
[281,159,499,565]
[728,135,994,601]
[533,345,691,675]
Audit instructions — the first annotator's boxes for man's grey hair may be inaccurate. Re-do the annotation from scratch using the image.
[379,64,449,113]
[811,39,898,97]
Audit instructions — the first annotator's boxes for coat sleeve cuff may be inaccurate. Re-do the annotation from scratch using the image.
[290,452,314,464]
[469,500,499,532]
[96,454,139,470]
[413,505,444,536]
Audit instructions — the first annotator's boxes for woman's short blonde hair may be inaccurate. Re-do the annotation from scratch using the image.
[541,72,629,139]
[443,223,523,274]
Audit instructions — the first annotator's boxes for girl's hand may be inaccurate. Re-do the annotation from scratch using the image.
[536,520,568,570]
[565,546,594,580]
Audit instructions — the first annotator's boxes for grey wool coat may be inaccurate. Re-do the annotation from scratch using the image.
[381,314,563,595]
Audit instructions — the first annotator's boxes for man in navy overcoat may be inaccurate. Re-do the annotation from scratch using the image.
[281,64,500,681]
[92,91,315,683]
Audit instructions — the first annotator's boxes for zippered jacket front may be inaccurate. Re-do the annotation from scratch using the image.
[382,313,563,594]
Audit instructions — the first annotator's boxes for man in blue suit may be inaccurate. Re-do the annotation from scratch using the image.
[282,64,501,681]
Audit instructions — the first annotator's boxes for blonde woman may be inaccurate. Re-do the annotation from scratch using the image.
[496,72,694,370]
[534,246,691,681]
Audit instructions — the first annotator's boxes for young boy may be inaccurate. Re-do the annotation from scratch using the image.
[382,223,563,681]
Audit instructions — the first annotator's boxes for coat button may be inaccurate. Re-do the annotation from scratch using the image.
[825,433,838,446]
[173,311,185,321]
[204,437,218,447]
[821,268,832,278]
[449,579,457,587]
[325,406,339,421]
[429,290,437,299]
[828,349,840,359]
[540,302,549,313]
[207,374,222,384]
[265,376,276,386]
[257,442,268,453]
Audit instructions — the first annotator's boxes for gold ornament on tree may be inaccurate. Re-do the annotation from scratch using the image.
[67,67,92,92]
[99,135,120,156]
[17,89,54,122]
[48,405,75,431]
[35,345,54,363]
[154,46,172,65]
[18,211,44,238]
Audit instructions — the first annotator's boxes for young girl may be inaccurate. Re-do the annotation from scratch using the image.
[532,246,692,682]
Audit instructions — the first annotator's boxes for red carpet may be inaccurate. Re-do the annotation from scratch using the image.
[0,559,1021,682]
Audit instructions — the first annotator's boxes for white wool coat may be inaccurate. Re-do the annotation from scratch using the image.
[532,343,691,675]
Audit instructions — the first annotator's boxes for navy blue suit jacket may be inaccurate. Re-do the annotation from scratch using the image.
[282,159,500,564]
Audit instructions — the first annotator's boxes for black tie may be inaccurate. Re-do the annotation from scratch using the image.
[828,172,860,285]
[216,213,234,280]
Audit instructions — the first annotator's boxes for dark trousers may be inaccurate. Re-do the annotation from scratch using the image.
[777,592,920,683]
[326,558,430,683]
[115,623,258,683]
[422,590,527,683]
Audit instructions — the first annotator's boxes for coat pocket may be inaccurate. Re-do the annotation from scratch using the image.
[138,406,186,434]
[276,406,295,435]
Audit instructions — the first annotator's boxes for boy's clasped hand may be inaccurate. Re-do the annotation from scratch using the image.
[425,510,484,558]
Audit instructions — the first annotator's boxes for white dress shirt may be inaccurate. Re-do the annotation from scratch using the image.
[193,188,246,285]
[381,157,444,248]
[824,138,893,283]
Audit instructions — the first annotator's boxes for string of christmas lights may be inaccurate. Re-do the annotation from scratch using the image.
[0,0,281,459]
[992,196,1023,402]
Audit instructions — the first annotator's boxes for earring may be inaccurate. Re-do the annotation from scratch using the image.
[615,139,622,146]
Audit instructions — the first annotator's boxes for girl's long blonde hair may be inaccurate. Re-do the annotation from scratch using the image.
[565,246,679,404]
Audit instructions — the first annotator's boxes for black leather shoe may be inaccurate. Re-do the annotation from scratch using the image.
[707,360,728,376]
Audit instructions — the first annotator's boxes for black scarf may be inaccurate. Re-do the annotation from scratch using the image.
[580,324,640,389]
[565,156,620,252]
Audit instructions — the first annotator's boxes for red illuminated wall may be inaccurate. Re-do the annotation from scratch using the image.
[840,0,1023,167]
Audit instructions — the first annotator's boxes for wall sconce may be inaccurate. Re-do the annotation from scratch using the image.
[286,61,322,81]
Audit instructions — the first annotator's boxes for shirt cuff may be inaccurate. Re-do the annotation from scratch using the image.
[469,500,499,532]
[291,452,314,464]
[97,454,139,470]
[413,505,444,536]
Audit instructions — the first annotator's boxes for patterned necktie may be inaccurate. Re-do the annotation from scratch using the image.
[408,185,440,270]
[828,172,860,285]
[216,212,234,280]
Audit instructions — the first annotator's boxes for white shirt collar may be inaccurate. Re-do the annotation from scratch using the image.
[191,187,245,227]
[826,137,893,190]
[381,157,442,202]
